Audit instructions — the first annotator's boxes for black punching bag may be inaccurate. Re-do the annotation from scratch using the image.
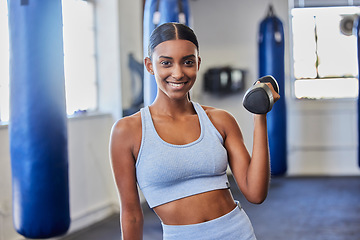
[258,5,287,175]
[8,0,70,238]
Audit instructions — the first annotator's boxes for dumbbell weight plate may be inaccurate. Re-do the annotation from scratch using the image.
[242,75,279,114]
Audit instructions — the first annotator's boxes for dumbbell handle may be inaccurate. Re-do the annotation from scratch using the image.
[257,75,279,93]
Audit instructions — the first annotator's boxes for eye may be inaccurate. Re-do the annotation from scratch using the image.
[184,60,195,66]
[160,60,172,66]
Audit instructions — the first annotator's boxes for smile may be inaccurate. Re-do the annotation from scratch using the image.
[166,81,188,88]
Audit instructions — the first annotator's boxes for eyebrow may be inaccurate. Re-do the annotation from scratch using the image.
[159,56,172,59]
[159,54,196,60]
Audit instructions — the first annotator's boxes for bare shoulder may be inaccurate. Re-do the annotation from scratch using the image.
[201,105,237,124]
[110,111,142,159]
[200,104,239,138]
[111,112,142,138]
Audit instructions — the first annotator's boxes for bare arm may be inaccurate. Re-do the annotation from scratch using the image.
[208,83,279,204]
[110,116,144,240]
[221,112,270,204]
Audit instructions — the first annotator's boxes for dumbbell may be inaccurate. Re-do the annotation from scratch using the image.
[242,75,279,114]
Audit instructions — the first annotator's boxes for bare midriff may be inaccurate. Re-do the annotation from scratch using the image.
[153,189,237,225]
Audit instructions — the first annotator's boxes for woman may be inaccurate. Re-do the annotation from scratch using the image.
[110,22,279,240]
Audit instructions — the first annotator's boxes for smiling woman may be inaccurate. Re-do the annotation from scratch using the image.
[145,23,200,102]
[145,39,200,101]
[110,22,279,240]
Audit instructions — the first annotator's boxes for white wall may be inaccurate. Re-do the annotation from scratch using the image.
[287,99,359,175]
[0,126,14,240]
[118,0,144,110]
[66,115,118,233]
[95,0,123,120]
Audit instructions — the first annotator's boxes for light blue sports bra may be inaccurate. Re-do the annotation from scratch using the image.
[136,102,230,208]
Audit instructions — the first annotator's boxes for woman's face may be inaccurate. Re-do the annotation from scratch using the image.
[146,39,201,101]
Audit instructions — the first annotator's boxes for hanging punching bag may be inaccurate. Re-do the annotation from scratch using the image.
[356,16,360,168]
[8,0,70,238]
[258,5,287,175]
[143,0,191,106]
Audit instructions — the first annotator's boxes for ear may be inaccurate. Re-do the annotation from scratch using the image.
[197,56,201,70]
[144,57,154,75]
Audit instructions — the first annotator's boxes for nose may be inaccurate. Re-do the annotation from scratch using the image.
[171,64,184,80]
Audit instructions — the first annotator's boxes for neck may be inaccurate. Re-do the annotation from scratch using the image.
[150,96,194,118]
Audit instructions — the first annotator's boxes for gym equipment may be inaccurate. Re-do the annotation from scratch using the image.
[340,15,357,36]
[243,75,279,114]
[8,1,70,238]
[204,67,245,96]
[143,0,191,106]
[123,53,144,116]
[258,5,287,175]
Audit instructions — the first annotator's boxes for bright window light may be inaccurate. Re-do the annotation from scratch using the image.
[294,78,358,99]
[62,0,98,115]
[291,6,360,99]
[0,0,97,122]
[0,1,10,122]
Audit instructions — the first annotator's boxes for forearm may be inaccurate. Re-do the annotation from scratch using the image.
[121,213,144,240]
[246,114,270,203]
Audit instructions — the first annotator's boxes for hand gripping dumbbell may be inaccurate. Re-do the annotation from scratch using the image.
[242,75,279,114]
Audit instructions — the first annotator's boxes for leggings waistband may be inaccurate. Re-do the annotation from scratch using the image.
[162,200,241,229]
[161,200,257,240]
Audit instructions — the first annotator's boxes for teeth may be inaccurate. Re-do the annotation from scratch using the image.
[168,82,185,87]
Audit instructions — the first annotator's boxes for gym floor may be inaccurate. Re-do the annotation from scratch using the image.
[61,175,360,240]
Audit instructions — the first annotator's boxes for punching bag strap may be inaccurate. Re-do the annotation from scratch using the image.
[178,0,186,24]
[153,0,161,27]
[267,4,282,44]
[267,4,274,17]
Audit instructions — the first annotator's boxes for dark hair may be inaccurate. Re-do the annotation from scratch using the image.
[148,22,199,58]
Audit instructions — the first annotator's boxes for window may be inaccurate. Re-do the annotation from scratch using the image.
[0,1,10,122]
[290,5,360,99]
[0,0,97,122]
[62,0,98,115]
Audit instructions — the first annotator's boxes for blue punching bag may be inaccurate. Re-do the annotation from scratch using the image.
[258,5,287,175]
[356,16,360,168]
[8,0,70,238]
[143,0,191,106]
